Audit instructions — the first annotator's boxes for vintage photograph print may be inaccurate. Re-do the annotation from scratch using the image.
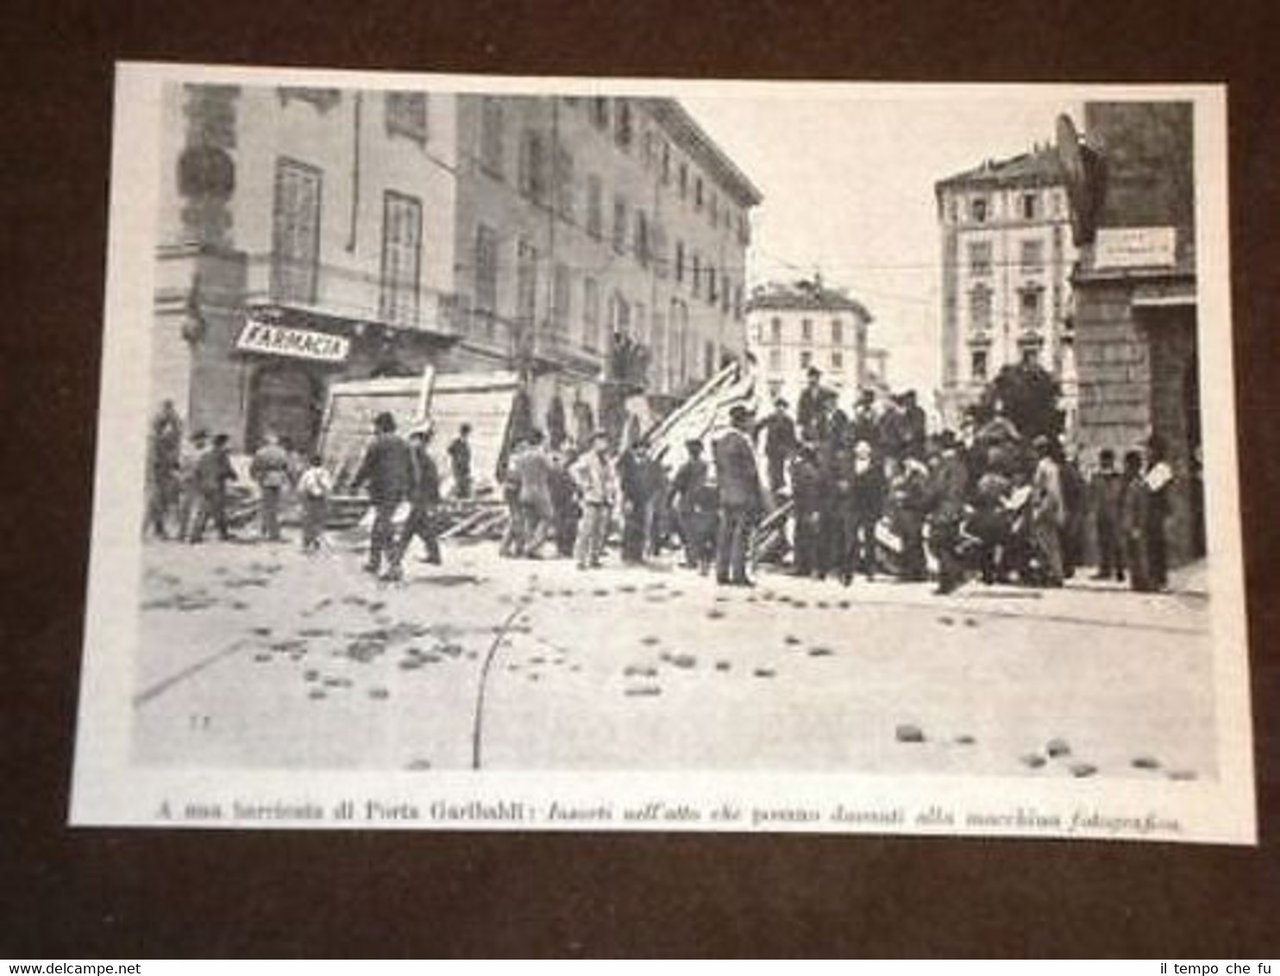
[71,64,1253,842]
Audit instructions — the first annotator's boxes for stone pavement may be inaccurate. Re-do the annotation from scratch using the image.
[131,530,1215,780]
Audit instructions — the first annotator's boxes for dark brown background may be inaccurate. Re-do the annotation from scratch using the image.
[2,0,1277,958]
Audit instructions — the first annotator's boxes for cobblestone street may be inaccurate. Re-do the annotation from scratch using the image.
[132,532,1215,779]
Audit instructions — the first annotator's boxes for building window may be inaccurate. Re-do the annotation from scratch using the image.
[768,349,782,371]
[704,341,715,379]
[946,197,958,223]
[969,285,992,332]
[385,92,427,143]
[271,158,322,304]
[669,298,684,388]
[1020,192,1038,220]
[709,191,718,227]
[691,254,701,297]
[380,191,422,326]
[1020,239,1045,272]
[738,212,750,246]
[678,162,689,200]
[634,209,649,266]
[586,175,603,240]
[800,350,813,370]
[831,350,844,370]
[552,262,571,335]
[1020,288,1042,329]
[770,317,782,343]
[675,240,685,283]
[971,196,989,222]
[583,276,600,351]
[612,195,627,254]
[968,240,993,277]
[971,349,988,382]
[614,100,632,149]
[518,129,547,203]
[277,88,341,112]
[831,318,843,344]
[734,284,744,321]
[694,175,704,210]
[801,318,813,342]
[1021,346,1041,367]
[473,223,498,324]
[553,145,575,220]
[479,97,503,178]
[721,274,731,314]
[661,142,671,184]
[515,239,539,335]
[590,97,609,130]
[707,266,717,305]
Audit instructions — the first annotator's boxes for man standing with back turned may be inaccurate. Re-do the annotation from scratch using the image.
[713,405,764,587]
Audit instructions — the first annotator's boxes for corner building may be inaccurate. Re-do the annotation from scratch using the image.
[152,84,760,452]
[935,148,1078,430]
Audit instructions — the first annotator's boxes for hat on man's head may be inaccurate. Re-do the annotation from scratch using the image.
[213,433,230,446]
[408,420,434,439]
[191,429,209,442]
[374,411,396,433]
[685,438,704,453]
[806,366,822,379]
[937,430,959,449]
[728,404,753,424]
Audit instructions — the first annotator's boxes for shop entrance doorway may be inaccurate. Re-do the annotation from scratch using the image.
[247,364,324,454]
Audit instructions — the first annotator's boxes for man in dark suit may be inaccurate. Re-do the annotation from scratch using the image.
[393,421,443,573]
[754,397,798,499]
[352,411,416,579]
[713,405,764,586]
[796,367,830,443]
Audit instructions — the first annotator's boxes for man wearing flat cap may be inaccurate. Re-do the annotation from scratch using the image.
[796,366,830,444]
[755,397,798,499]
[713,404,764,586]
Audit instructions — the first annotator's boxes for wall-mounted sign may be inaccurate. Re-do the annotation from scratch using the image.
[236,318,351,363]
[1094,226,1177,269]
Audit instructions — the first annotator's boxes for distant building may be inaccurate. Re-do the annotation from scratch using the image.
[935,147,1078,430]
[1066,101,1203,566]
[745,277,874,408]
[154,85,760,452]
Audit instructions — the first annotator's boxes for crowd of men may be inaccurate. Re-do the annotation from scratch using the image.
[146,373,1178,596]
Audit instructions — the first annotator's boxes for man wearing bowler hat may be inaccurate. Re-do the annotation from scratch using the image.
[352,411,415,579]
[713,404,764,586]
[393,420,443,573]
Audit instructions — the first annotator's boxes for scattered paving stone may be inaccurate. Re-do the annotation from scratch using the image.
[518,594,535,605]
[792,600,809,609]
[229,601,249,611]
[530,656,546,664]
[252,626,273,636]
[640,636,660,646]
[715,660,731,671]
[304,670,319,681]
[625,686,662,697]
[895,724,925,743]
[1069,762,1098,778]
[465,651,478,660]
[669,654,697,669]
[1020,753,1047,769]
[592,589,610,597]
[399,659,423,670]
[570,664,582,672]
[963,618,980,628]
[625,665,659,678]
[253,653,271,663]
[618,584,638,593]
[528,673,541,682]
[1167,769,1198,781]
[753,668,777,679]
[954,735,976,746]
[369,687,390,700]
[1046,738,1072,759]
[808,646,835,657]
[706,608,726,619]
[1131,755,1162,771]
[323,677,352,689]
[816,601,829,610]
[507,663,521,672]
[714,594,731,603]
[367,601,387,612]
[405,758,431,770]
[308,689,327,700]
[937,615,955,626]
[784,635,802,646]
[297,627,333,637]
[559,589,575,597]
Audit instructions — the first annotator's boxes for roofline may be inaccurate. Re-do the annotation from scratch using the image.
[934,150,1066,195]
[642,98,764,208]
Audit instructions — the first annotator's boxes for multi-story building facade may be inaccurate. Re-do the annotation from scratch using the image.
[1066,101,1203,566]
[745,278,874,408]
[153,83,760,453]
[935,147,1078,430]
